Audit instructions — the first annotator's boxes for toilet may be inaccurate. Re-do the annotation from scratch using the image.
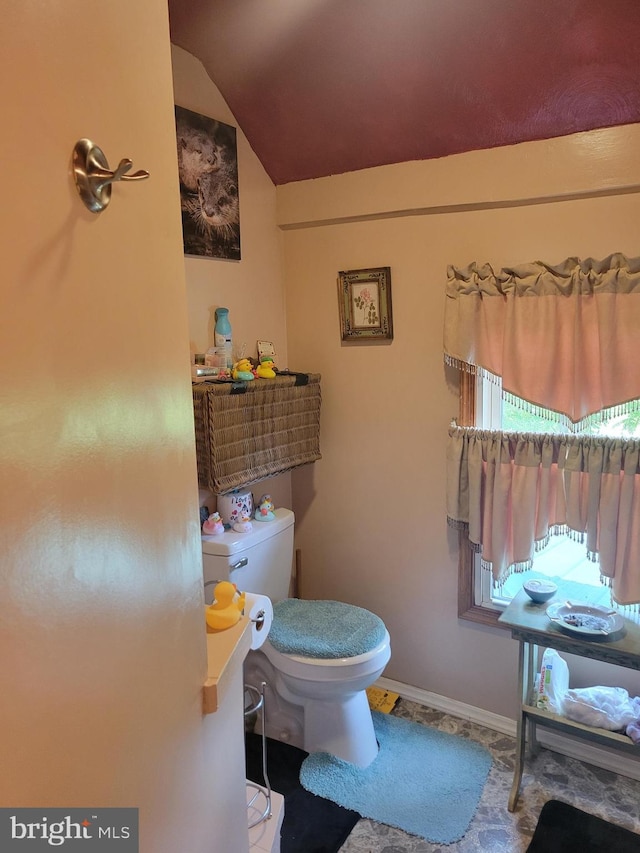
[201,507,391,767]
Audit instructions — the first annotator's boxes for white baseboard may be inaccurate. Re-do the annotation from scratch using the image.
[377,676,640,782]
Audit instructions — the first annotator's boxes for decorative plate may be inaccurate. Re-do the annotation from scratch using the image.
[546,602,624,636]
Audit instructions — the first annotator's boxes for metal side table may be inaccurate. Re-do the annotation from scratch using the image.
[498,589,640,812]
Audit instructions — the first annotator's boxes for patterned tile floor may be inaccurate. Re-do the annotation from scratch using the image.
[338,699,640,853]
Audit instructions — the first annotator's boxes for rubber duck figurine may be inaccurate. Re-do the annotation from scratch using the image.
[233,515,253,533]
[232,358,255,381]
[202,511,224,535]
[255,357,277,379]
[205,581,245,632]
[254,494,276,522]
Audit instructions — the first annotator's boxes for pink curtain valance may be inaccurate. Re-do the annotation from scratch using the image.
[444,253,640,428]
[447,426,640,605]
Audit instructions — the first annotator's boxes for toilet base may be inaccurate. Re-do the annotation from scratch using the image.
[301,689,378,767]
[244,650,380,768]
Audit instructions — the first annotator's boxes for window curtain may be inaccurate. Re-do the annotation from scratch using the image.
[444,253,640,429]
[444,252,640,606]
[447,427,640,605]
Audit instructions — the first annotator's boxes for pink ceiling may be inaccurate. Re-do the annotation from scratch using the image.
[168,0,640,186]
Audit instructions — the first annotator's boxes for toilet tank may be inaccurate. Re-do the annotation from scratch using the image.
[201,507,295,603]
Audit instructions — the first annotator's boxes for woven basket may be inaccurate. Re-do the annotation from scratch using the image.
[193,373,321,494]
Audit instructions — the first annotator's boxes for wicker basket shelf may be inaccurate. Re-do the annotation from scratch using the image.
[193,373,322,494]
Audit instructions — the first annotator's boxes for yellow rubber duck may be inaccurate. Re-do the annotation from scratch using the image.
[232,358,255,381]
[255,357,276,379]
[205,581,246,632]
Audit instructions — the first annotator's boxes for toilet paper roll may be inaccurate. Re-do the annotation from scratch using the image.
[217,488,254,527]
[243,591,273,650]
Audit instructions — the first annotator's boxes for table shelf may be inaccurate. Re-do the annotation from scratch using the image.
[499,589,640,811]
[522,704,640,754]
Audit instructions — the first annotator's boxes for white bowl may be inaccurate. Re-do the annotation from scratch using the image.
[523,579,558,604]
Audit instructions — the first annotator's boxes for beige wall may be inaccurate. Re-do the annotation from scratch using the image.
[281,126,640,716]
[19,14,639,850]
[2,8,247,853]
[171,45,292,513]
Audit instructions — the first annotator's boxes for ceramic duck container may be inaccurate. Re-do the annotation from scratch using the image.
[254,494,276,522]
[202,511,224,535]
[233,516,253,533]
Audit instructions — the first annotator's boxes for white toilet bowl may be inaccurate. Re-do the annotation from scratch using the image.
[258,630,391,767]
[201,507,391,768]
[264,631,391,696]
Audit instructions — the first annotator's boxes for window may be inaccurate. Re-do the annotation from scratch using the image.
[465,374,640,620]
[446,253,640,627]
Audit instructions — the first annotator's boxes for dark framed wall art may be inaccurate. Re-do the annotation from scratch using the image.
[175,105,241,260]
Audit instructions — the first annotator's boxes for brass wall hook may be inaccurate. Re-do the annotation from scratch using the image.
[72,138,149,213]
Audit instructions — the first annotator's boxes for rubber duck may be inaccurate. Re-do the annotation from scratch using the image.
[255,357,276,379]
[233,515,253,533]
[232,358,255,381]
[254,494,276,522]
[202,511,224,535]
[205,581,245,631]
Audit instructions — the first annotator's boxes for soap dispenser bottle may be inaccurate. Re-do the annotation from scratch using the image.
[214,307,233,369]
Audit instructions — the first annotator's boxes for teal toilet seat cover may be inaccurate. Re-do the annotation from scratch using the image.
[269,599,387,659]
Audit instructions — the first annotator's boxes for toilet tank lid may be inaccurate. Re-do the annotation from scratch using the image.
[202,507,294,557]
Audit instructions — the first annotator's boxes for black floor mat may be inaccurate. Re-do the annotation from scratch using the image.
[245,733,360,853]
[526,800,640,852]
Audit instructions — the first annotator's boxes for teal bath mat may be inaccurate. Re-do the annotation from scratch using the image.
[300,711,492,844]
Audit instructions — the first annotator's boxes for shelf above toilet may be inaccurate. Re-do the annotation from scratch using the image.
[192,373,321,493]
[203,616,252,714]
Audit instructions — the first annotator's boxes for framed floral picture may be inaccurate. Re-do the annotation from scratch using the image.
[337,267,393,341]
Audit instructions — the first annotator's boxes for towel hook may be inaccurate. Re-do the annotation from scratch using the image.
[72,138,149,214]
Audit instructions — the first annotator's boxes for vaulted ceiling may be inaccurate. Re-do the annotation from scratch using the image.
[168,0,640,186]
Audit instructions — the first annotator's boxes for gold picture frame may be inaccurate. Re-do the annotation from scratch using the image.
[337,267,393,341]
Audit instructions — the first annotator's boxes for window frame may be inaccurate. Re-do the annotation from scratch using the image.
[456,371,504,628]
[456,371,637,625]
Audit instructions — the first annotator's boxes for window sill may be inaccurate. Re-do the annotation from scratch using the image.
[457,532,509,630]
[459,601,506,629]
